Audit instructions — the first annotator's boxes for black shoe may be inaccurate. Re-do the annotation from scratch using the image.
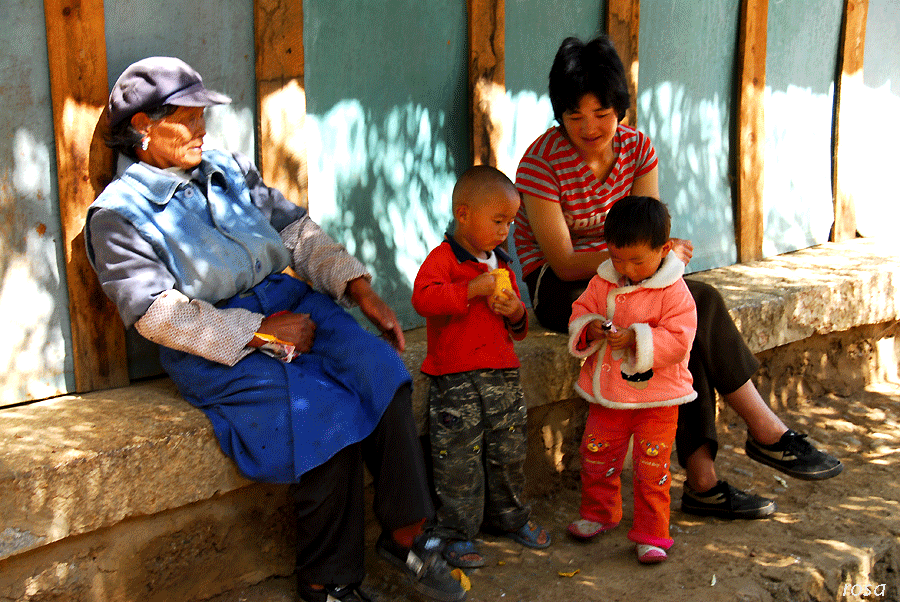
[298,582,374,602]
[681,480,776,519]
[376,532,466,602]
[745,429,844,480]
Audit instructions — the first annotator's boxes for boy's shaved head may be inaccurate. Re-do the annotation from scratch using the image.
[452,165,519,213]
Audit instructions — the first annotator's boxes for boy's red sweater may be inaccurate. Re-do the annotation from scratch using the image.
[412,235,527,376]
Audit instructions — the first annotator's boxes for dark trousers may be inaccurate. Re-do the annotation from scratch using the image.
[291,384,433,586]
[524,266,759,468]
[427,369,530,541]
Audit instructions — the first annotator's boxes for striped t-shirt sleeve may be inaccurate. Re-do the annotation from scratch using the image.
[515,135,561,203]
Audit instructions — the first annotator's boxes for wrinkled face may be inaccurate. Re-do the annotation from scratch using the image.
[455,188,521,259]
[561,93,619,160]
[138,106,207,170]
[608,240,669,284]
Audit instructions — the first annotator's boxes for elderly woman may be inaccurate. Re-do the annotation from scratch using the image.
[514,36,842,523]
[85,57,464,602]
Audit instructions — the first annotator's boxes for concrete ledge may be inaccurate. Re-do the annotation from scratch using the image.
[688,238,900,353]
[0,379,249,560]
[2,238,899,600]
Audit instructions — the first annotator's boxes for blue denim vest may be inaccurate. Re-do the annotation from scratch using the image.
[87,149,290,304]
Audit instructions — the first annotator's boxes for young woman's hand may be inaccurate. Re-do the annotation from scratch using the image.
[670,238,694,265]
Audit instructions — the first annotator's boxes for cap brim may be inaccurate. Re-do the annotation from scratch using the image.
[166,83,232,107]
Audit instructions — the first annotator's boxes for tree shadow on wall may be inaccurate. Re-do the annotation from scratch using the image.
[311,101,466,332]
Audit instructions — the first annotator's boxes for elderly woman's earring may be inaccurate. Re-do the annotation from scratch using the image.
[141,137,150,151]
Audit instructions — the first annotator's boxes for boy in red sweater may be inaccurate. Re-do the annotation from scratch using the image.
[412,166,551,569]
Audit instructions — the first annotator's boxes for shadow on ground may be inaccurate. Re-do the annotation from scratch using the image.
[211,383,900,602]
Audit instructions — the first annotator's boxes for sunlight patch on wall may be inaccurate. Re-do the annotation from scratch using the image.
[763,84,835,256]
[496,90,554,179]
[0,129,66,404]
[846,81,900,240]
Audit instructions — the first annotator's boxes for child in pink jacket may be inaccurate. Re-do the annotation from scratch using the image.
[567,195,697,564]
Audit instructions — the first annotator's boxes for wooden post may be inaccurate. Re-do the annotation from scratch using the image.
[254,0,308,208]
[468,0,505,167]
[44,0,129,392]
[735,0,768,262]
[832,0,868,241]
[606,0,640,127]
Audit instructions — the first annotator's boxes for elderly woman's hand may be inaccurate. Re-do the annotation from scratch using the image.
[252,311,317,354]
[348,277,406,353]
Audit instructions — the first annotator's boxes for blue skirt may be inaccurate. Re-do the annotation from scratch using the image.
[160,273,412,483]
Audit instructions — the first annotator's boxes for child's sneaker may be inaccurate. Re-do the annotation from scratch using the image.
[635,544,667,564]
[566,519,618,540]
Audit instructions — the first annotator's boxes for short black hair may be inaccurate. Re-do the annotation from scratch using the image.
[549,35,630,123]
[604,196,671,249]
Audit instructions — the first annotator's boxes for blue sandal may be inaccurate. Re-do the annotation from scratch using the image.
[442,539,486,568]
[505,520,551,549]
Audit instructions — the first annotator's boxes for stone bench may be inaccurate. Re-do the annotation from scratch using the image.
[2,237,898,602]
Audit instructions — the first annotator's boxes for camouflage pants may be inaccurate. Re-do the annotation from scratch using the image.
[428,368,530,541]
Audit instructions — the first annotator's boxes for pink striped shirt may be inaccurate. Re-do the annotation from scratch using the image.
[514,124,658,277]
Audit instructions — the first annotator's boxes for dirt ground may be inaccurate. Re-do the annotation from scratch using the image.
[211,382,900,602]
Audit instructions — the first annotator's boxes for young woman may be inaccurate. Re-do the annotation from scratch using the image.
[514,36,842,520]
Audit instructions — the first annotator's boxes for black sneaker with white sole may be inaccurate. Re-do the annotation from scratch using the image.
[376,531,466,602]
[681,480,776,519]
[745,429,843,480]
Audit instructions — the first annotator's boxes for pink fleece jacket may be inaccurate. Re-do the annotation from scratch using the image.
[568,251,698,409]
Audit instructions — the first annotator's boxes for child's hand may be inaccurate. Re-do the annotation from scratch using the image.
[467,272,496,299]
[605,327,636,351]
[585,320,635,350]
[490,289,524,322]
[585,319,607,342]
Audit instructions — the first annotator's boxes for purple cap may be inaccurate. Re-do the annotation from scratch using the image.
[108,56,231,128]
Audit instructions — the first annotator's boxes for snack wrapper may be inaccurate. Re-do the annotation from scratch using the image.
[491,268,512,301]
[254,332,299,363]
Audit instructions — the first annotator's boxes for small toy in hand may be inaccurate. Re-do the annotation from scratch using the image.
[491,268,512,301]
[601,320,617,333]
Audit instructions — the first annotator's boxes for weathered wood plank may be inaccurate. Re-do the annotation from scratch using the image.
[832,0,868,241]
[254,0,308,208]
[468,0,505,167]
[43,0,128,391]
[736,0,768,262]
[606,0,640,127]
